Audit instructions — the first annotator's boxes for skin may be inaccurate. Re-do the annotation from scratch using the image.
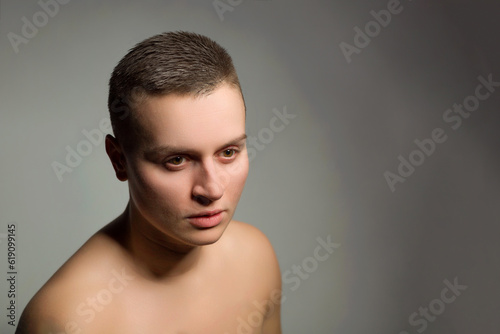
[16,83,282,334]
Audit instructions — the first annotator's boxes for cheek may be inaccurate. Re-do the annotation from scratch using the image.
[225,158,249,197]
[129,164,191,207]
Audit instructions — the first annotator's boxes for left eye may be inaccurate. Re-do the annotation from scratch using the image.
[221,149,235,158]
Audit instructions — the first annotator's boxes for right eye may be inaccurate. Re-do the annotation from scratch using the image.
[165,156,187,169]
[168,156,184,165]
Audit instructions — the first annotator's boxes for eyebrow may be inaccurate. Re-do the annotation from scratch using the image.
[143,133,248,160]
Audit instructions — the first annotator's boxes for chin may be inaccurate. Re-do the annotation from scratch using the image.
[185,221,230,246]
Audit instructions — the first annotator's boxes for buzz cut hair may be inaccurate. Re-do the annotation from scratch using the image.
[107,31,243,151]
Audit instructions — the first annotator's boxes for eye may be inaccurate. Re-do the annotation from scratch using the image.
[167,156,185,166]
[221,149,235,158]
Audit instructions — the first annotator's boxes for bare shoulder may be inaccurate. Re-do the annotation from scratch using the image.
[221,220,281,289]
[223,220,278,259]
[221,221,283,332]
[16,229,131,334]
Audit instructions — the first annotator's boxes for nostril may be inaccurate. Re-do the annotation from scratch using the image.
[193,194,212,206]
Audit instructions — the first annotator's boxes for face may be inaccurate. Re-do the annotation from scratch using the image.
[117,83,248,249]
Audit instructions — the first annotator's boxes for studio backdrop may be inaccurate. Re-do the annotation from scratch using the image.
[1,1,500,333]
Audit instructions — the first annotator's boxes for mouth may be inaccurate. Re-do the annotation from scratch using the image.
[187,210,224,229]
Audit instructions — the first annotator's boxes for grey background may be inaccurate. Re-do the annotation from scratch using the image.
[1,0,499,333]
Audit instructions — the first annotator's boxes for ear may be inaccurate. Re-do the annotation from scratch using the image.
[105,134,128,181]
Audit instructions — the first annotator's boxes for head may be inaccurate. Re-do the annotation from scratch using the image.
[105,32,249,249]
[108,31,244,151]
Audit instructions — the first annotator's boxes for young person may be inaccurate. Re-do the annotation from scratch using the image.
[17,31,282,334]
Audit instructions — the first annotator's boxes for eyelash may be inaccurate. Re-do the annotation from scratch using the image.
[164,148,240,170]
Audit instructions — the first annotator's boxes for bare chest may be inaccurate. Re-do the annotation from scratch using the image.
[100,275,269,334]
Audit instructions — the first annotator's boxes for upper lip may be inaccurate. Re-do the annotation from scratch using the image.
[187,209,223,218]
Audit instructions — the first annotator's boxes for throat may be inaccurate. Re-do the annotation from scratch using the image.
[116,204,206,280]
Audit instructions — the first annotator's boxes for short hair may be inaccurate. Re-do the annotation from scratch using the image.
[107,31,243,151]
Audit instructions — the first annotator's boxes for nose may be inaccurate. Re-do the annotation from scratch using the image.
[192,159,227,205]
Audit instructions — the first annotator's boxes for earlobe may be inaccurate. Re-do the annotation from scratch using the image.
[105,134,128,181]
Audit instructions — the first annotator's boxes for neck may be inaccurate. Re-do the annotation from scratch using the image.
[107,202,204,280]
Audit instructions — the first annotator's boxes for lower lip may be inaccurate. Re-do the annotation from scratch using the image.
[187,212,224,229]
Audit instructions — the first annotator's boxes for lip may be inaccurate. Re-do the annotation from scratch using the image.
[187,210,224,229]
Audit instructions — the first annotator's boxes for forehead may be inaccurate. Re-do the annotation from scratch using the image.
[134,84,246,151]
